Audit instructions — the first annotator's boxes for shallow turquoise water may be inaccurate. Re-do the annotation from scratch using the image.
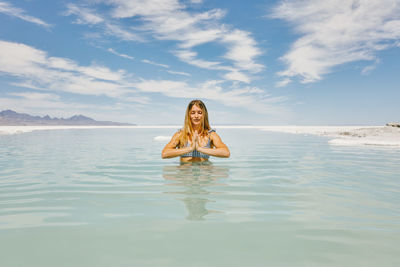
[0,128,399,266]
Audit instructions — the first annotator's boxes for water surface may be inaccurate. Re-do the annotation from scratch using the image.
[0,128,399,266]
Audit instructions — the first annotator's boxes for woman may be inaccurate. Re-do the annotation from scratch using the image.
[162,99,230,162]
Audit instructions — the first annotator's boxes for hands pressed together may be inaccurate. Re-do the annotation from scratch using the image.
[189,130,200,152]
[161,128,230,159]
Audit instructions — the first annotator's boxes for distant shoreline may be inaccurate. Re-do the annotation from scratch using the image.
[0,110,135,126]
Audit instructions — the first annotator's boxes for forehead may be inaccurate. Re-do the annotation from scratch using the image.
[190,104,202,112]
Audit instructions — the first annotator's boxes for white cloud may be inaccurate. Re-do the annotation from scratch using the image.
[221,29,264,73]
[361,58,381,75]
[118,3,226,49]
[0,93,87,112]
[107,48,134,60]
[133,4,262,75]
[178,28,223,49]
[175,49,251,83]
[67,0,263,83]
[166,70,191,76]
[275,78,291,88]
[0,1,50,27]
[78,65,126,81]
[141,59,169,68]
[65,3,104,24]
[65,3,143,41]
[107,0,182,18]
[271,0,400,84]
[198,81,287,114]
[174,49,223,69]
[132,79,191,96]
[0,40,131,98]
[141,59,191,76]
[48,57,77,71]
[104,22,143,41]
[0,40,285,118]
[223,71,250,84]
[120,95,150,105]
[132,79,285,114]
[8,92,60,101]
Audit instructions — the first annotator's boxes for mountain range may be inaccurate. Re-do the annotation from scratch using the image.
[0,110,135,126]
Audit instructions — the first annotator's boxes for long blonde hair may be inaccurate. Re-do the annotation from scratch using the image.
[178,99,211,147]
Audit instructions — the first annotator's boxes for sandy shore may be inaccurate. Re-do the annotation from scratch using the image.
[1,125,399,147]
[259,126,400,147]
[327,126,400,146]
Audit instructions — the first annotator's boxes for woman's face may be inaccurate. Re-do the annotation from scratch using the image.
[189,104,203,127]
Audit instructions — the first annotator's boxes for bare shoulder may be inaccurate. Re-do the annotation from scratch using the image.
[209,131,220,139]
[172,129,182,139]
[166,130,182,147]
[209,131,224,145]
[172,130,183,141]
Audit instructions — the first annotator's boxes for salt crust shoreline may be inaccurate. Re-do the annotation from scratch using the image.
[1,125,399,147]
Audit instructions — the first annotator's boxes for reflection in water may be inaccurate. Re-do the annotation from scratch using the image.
[163,162,229,220]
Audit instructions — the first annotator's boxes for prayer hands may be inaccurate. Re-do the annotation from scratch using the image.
[190,131,199,151]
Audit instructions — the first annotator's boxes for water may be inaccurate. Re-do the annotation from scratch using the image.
[0,128,399,267]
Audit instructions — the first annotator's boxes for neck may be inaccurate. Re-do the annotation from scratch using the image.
[192,124,201,132]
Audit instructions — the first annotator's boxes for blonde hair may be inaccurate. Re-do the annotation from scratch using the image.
[178,99,211,147]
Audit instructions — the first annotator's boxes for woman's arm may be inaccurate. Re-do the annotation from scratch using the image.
[161,131,194,159]
[197,132,230,158]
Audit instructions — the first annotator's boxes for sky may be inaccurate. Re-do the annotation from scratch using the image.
[0,0,399,125]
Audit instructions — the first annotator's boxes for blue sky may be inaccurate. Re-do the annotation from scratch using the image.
[0,0,399,125]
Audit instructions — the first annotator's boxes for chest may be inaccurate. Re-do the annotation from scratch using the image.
[188,135,211,147]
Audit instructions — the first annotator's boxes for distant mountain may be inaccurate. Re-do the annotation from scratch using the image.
[0,110,135,126]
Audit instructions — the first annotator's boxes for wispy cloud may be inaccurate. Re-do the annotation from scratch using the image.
[8,92,61,101]
[141,59,191,76]
[0,92,87,113]
[0,1,50,27]
[0,40,285,117]
[166,70,191,76]
[65,3,144,42]
[104,23,143,41]
[132,79,285,114]
[174,49,222,69]
[65,0,263,83]
[361,59,380,75]
[64,3,104,25]
[222,71,250,84]
[275,78,291,88]
[221,29,264,73]
[174,49,251,83]
[107,48,134,60]
[271,0,400,84]
[141,59,169,68]
[0,40,131,98]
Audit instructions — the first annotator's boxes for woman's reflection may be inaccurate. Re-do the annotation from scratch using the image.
[163,162,229,220]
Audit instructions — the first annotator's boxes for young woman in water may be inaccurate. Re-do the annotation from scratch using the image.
[161,99,230,162]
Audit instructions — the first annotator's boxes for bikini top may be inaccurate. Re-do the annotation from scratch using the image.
[180,129,215,159]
